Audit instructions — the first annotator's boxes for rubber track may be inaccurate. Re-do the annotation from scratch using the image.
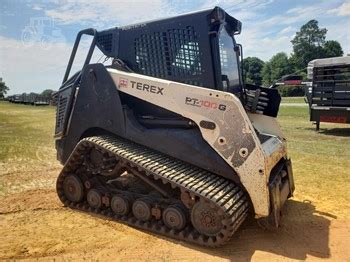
[56,135,249,246]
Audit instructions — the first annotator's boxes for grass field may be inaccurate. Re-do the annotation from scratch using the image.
[0,101,349,260]
[0,102,60,196]
[281,96,306,103]
[278,105,350,219]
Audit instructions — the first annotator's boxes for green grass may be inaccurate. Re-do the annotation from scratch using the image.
[0,102,56,162]
[281,97,306,103]
[278,106,350,219]
[0,101,349,218]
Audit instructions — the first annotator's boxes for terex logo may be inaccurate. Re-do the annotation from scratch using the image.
[119,78,128,88]
[185,97,226,111]
[130,81,164,95]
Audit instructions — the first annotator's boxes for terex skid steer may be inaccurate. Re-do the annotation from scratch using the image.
[55,7,294,246]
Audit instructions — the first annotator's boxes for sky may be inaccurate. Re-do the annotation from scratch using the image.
[0,0,349,95]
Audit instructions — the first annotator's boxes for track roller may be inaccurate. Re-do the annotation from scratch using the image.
[132,198,152,221]
[111,194,132,216]
[87,189,102,209]
[163,205,187,231]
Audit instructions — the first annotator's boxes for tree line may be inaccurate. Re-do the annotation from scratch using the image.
[0,81,55,101]
[19,89,55,100]
[1,77,55,100]
[243,20,344,91]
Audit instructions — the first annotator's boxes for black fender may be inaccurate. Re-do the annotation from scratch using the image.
[56,63,125,163]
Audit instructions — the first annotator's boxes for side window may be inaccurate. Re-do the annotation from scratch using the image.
[219,29,240,92]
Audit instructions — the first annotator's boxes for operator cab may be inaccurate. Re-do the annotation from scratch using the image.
[59,6,280,131]
[91,7,246,125]
[95,7,243,95]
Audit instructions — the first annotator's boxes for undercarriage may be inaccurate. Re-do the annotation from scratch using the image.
[57,135,249,247]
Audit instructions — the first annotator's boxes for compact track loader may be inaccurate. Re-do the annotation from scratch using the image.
[55,7,294,246]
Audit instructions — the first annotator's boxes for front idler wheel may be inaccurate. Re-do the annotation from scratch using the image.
[63,174,84,203]
[191,201,224,236]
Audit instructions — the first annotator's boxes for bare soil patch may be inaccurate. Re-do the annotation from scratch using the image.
[0,185,349,261]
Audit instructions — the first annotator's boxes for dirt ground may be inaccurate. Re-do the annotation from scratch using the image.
[1,182,349,261]
[1,102,349,261]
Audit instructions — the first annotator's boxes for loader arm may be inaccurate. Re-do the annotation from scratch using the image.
[108,68,287,217]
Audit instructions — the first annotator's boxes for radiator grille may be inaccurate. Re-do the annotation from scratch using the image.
[56,96,68,130]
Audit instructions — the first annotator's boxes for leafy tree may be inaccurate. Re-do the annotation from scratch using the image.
[323,40,343,58]
[292,20,327,47]
[243,57,264,86]
[262,52,293,86]
[41,89,55,99]
[278,86,305,97]
[261,62,272,86]
[0,79,10,99]
[291,20,343,70]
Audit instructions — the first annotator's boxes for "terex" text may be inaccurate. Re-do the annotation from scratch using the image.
[130,81,164,95]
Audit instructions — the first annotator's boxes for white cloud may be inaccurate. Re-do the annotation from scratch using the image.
[279,26,295,35]
[328,2,350,16]
[0,36,94,95]
[32,5,43,11]
[264,1,345,27]
[42,0,276,28]
[236,27,293,61]
[323,18,350,55]
[339,2,350,15]
[44,0,178,27]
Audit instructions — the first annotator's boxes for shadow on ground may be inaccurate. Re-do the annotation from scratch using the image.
[300,126,350,137]
[178,199,333,261]
[318,127,350,137]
